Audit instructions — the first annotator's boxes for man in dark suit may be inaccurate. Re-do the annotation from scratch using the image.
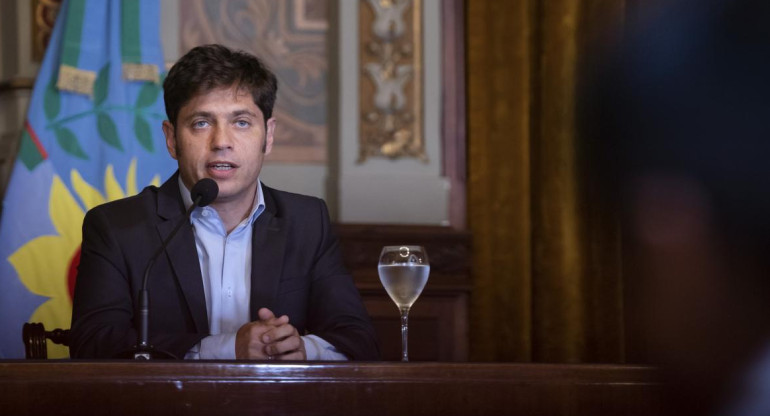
[70,44,379,361]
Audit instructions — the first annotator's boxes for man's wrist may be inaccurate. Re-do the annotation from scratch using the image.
[198,333,237,359]
[302,334,348,361]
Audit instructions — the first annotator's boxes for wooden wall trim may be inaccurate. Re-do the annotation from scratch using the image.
[0,78,34,93]
[336,223,471,284]
[442,0,468,230]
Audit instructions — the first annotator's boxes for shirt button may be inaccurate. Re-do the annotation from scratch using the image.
[202,210,209,217]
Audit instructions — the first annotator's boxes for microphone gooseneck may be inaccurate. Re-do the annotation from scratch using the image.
[133,178,218,359]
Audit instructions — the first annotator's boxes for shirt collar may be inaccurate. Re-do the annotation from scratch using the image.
[178,175,265,226]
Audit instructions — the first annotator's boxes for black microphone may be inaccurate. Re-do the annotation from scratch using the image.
[128,178,218,360]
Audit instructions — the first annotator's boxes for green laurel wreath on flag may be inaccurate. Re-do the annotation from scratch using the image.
[43,64,166,159]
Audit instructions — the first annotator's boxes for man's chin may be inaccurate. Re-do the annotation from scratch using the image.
[211,188,251,205]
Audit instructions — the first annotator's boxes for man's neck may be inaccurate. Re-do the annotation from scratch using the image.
[178,176,263,234]
[210,186,259,234]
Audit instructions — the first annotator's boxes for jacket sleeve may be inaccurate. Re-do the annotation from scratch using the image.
[70,206,205,359]
[306,199,381,361]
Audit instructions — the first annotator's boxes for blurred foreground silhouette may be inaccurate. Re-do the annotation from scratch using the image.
[590,0,770,414]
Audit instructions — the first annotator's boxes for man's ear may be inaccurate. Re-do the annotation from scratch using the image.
[263,118,276,155]
[162,120,178,160]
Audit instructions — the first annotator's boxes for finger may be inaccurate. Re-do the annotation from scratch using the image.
[261,323,296,344]
[271,314,290,326]
[257,307,276,321]
[237,333,269,360]
[265,335,302,357]
[257,309,290,326]
[272,348,305,361]
[245,321,273,340]
[248,340,270,360]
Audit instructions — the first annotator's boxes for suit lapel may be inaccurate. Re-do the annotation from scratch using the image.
[250,185,288,319]
[156,173,209,334]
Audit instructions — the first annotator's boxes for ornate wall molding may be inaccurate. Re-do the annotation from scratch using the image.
[179,0,329,163]
[32,0,63,62]
[359,0,425,163]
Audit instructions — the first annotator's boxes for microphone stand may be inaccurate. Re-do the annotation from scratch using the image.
[117,193,205,360]
[115,178,217,360]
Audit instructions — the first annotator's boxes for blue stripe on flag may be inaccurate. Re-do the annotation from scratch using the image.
[0,162,57,358]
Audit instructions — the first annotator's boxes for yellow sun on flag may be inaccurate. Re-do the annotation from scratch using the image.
[9,158,160,358]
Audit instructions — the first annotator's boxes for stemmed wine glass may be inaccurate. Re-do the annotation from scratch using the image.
[378,246,430,362]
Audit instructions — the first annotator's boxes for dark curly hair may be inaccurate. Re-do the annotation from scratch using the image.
[163,44,278,127]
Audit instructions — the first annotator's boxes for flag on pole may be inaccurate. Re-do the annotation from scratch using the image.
[0,0,176,358]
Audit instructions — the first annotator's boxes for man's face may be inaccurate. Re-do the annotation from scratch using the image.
[162,86,275,210]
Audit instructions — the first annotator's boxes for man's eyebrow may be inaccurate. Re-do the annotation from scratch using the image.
[184,111,214,121]
[231,109,258,118]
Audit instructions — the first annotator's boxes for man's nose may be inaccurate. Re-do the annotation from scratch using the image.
[210,125,234,150]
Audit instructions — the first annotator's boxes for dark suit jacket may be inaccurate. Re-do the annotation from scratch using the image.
[70,173,379,360]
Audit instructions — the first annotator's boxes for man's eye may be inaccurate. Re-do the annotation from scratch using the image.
[235,120,250,128]
[193,120,209,128]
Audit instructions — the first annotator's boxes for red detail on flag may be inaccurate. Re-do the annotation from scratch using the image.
[67,248,81,302]
[24,120,48,160]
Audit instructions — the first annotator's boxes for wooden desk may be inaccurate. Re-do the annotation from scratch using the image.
[0,362,662,415]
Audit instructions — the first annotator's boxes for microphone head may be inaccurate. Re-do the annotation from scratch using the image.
[190,178,219,207]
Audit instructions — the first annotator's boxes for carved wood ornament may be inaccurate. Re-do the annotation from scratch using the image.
[359,0,425,163]
[32,0,63,62]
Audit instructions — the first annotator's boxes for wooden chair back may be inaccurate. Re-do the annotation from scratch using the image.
[22,322,70,359]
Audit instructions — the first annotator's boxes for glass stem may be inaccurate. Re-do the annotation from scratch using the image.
[400,308,410,362]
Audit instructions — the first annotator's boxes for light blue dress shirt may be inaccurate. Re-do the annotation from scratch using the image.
[179,177,346,360]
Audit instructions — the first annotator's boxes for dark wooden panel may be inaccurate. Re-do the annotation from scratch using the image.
[363,292,468,361]
[0,362,663,416]
[336,224,471,361]
[336,224,472,281]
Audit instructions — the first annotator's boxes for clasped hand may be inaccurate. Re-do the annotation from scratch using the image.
[235,308,306,360]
